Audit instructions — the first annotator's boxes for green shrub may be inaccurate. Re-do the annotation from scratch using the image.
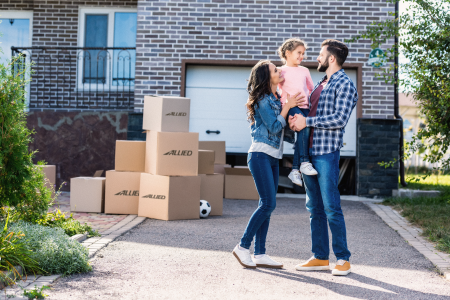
[0,54,53,223]
[4,221,92,275]
[37,209,100,238]
[0,216,41,284]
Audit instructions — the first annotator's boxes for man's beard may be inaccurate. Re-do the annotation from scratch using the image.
[317,55,330,72]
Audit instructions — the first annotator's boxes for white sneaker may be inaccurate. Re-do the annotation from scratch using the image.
[232,244,256,269]
[288,170,303,186]
[300,162,318,176]
[252,254,283,269]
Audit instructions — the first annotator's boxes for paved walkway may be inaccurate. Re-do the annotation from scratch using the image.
[45,198,450,299]
[51,192,127,233]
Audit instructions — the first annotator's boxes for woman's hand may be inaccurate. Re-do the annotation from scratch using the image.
[286,92,307,109]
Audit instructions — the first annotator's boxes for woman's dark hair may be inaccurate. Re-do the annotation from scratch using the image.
[246,60,274,124]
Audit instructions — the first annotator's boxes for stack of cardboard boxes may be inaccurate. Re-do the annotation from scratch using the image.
[70,95,231,219]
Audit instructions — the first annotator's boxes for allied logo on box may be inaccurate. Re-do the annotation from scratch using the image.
[163,150,193,156]
[115,190,139,196]
[165,112,187,116]
[142,194,166,199]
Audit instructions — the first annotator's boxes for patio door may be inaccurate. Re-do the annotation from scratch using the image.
[0,10,33,107]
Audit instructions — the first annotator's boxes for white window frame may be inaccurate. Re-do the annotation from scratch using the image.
[77,7,137,91]
[0,10,34,110]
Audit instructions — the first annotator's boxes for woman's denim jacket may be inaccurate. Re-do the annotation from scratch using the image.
[250,93,295,148]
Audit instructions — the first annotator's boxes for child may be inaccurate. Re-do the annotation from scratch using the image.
[277,38,318,186]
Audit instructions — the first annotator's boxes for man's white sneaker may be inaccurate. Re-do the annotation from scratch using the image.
[288,170,303,186]
[232,244,256,269]
[252,254,283,269]
[300,162,318,176]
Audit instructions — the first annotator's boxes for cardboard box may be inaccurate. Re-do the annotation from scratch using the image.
[200,173,224,216]
[224,167,259,200]
[142,96,190,132]
[199,141,226,164]
[198,150,215,175]
[36,165,56,196]
[115,140,145,172]
[70,177,106,213]
[138,173,200,221]
[213,164,232,174]
[105,170,141,214]
[145,131,199,176]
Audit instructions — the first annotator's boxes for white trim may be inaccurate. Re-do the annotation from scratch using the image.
[76,7,137,91]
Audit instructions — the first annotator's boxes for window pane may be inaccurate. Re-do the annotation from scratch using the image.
[113,12,137,86]
[0,19,30,65]
[84,15,108,83]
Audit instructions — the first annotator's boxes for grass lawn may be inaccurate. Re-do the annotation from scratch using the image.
[383,174,450,253]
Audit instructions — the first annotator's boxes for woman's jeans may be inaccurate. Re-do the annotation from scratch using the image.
[240,152,279,255]
[288,107,311,170]
[302,150,351,261]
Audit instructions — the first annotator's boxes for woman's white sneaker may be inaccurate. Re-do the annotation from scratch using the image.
[300,162,318,176]
[252,254,283,269]
[288,170,303,186]
[232,244,256,269]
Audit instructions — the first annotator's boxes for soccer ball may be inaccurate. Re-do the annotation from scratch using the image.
[200,200,211,218]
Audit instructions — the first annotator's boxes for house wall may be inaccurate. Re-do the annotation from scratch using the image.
[135,0,395,119]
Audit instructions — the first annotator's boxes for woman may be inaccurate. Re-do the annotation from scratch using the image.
[232,60,304,269]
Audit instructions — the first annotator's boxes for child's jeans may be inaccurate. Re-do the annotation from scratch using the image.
[288,107,311,170]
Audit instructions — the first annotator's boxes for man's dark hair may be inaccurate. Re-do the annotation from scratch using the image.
[321,39,348,67]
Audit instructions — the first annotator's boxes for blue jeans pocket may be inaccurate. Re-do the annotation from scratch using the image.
[247,152,252,164]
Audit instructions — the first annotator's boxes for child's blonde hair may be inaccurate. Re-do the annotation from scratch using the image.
[277,38,308,63]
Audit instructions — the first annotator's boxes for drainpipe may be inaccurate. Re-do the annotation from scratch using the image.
[394,0,408,187]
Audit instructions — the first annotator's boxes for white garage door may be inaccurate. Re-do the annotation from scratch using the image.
[186,65,357,156]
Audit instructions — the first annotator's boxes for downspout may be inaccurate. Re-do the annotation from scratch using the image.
[394,0,408,187]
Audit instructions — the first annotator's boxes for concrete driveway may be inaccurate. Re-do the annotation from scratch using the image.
[48,198,450,299]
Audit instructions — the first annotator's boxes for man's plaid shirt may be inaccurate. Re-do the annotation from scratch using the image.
[306,69,358,156]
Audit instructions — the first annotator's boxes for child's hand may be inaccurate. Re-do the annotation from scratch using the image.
[286,92,306,108]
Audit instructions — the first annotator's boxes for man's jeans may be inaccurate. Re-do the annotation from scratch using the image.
[240,152,279,255]
[302,150,351,261]
[288,107,311,170]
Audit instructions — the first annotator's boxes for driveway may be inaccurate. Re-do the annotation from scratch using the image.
[48,198,450,299]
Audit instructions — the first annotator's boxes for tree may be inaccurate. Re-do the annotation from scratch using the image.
[347,0,450,174]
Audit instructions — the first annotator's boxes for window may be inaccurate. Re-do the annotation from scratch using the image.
[78,8,137,89]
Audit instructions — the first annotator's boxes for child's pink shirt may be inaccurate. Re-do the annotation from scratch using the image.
[278,66,314,109]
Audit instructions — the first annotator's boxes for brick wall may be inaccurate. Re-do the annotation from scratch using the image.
[135,0,395,119]
[356,119,400,197]
[0,0,33,10]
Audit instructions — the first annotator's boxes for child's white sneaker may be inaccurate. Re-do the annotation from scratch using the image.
[288,170,303,186]
[300,162,318,176]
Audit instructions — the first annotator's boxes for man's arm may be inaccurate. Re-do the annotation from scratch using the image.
[306,81,357,130]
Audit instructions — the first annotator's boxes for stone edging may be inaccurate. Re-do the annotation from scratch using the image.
[366,203,450,281]
[1,215,147,299]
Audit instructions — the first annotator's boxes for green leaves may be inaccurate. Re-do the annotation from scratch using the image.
[0,56,54,222]
[348,0,450,173]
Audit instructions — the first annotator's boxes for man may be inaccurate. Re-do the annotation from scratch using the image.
[289,39,358,276]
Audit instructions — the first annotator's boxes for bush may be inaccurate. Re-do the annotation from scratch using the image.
[0,216,40,284]
[4,221,92,275]
[0,54,53,223]
[37,209,100,238]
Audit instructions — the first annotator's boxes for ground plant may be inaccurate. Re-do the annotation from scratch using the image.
[4,221,92,275]
[0,216,40,285]
[384,174,450,253]
[21,285,50,300]
[37,209,100,238]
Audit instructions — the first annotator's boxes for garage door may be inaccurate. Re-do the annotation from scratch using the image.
[186,65,357,156]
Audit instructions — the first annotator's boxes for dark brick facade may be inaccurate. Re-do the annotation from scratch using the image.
[357,119,400,197]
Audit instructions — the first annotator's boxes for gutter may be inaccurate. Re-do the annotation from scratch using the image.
[394,0,408,187]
